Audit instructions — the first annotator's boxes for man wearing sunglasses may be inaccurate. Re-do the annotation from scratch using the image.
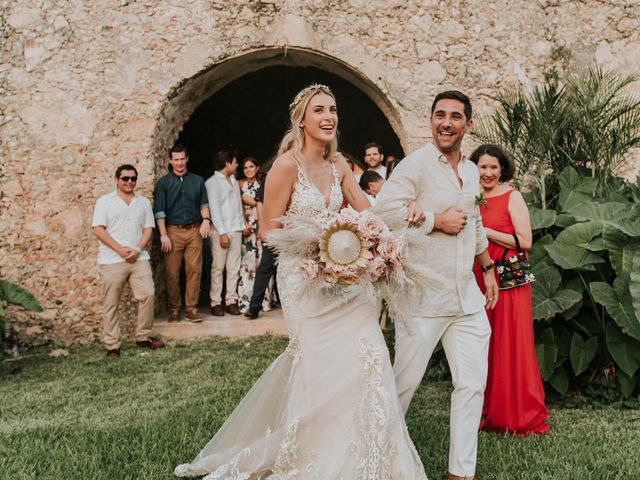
[92,164,164,358]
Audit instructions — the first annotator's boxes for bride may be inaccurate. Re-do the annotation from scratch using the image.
[174,84,427,479]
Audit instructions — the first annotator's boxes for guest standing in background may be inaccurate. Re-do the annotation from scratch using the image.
[237,157,275,314]
[470,143,550,435]
[205,149,247,316]
[154,144,212,323]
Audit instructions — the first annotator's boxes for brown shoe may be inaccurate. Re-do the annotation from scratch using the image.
[185,308,202,322]
[244,310,259,320]
[136,337,165,349]
[106,348,120,358]
[448,474,478,480]
[225,303,241,315]
[168,309,181,322]
[211,304,225,316]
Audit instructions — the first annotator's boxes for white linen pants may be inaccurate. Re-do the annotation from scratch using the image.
[210,230,242,307]
[394,309,490,477]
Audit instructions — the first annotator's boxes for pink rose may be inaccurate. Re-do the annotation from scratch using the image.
[338,208,360,225]
[337,266,363,285]
[367,256,388,282]
[357,211,387,239]
[324,267,339,284]
[377,234,406,267]
[299,259,319,280]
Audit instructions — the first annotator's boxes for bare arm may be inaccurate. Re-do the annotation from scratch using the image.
[335,155,370,212]
[485,191,532,250]
[156,218,172,253]
[262,155,298,240]
[476,248,499,309]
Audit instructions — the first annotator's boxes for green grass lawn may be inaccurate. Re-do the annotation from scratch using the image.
[1,337,639,480]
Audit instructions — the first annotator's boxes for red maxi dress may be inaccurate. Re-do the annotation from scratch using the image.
[473,189,550,435]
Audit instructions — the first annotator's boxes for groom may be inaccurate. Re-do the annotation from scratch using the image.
[375,90,498,480]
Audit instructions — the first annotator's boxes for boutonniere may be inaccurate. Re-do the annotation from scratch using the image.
[475,193,487,209]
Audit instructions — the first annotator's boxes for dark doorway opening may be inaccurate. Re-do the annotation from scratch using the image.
[177,65,404,177]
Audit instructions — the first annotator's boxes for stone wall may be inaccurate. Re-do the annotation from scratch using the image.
[1,0,639,346]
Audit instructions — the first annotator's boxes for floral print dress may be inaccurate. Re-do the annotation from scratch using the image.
[237,180,275,313]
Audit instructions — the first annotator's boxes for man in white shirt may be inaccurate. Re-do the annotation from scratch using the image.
[375,91,499,480]
[363,142,387,179]
[205,150,248,316]
[92,164,165,358]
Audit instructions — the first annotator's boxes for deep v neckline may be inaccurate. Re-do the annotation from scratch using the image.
[299,162,339,209]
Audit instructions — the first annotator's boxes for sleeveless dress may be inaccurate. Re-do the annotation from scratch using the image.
[473,189,550,435]
[175,160,427,479]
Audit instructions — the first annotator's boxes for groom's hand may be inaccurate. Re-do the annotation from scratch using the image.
[434,207,467,234]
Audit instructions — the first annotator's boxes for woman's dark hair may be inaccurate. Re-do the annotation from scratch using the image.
[469,144,515,182]
[241,156,260,180]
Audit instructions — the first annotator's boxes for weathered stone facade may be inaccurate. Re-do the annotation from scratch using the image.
[1,0,639,346]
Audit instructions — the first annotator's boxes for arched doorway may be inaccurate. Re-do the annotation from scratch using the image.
[177,65,404,178]
[151,48,406,312]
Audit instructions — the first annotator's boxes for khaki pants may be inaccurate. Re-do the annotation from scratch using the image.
[164,225,203,311]
[99,260,155,350]
[210,229,242,307]
[394,310,490,478]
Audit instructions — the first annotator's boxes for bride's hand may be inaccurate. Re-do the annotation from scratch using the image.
[407,201,426,226]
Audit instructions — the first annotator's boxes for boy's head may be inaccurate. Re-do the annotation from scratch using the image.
[359,170,385,197]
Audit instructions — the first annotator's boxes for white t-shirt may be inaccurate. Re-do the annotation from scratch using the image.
[92,191,155,265]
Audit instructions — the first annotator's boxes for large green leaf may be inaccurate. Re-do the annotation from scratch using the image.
[543,242,605,271]
[529,234,554,268]
[554,221,604,249]
[566,202,628,223]
[555,214,578,229]
[590,275,640,340]
[630,251,640,330]
[618,371,636,399]
[0,279,42,312]
[532,265,583,320]
[612,217,640,238]
[604,322,640,376]
[602,224,640,275]
[549,367,569,395]
[529,207,556,231]
[569,332,598,375]
[536,328,558,381]
[558,167,595,211]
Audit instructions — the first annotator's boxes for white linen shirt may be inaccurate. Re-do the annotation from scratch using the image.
[374,142,488,317]
[91,191,155,265]
[205,172,245,235]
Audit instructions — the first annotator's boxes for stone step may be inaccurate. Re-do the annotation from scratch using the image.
[152,308,287,340]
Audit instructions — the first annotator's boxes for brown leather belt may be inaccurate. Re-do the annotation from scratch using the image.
[167,222,201,230]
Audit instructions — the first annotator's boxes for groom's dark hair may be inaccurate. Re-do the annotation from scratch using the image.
[431,90,472,120]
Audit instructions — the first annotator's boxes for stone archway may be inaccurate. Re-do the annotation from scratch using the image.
[150,47,407,312]
[151,47,407,177]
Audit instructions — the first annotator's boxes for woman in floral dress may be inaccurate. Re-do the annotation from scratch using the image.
[237,157,275,313]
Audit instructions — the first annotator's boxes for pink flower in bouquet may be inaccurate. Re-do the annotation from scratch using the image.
[357,211,387,239]
[367,255,388,282]
[299,259,319,280]
[324,267,339,284]
[337,265,363,285]
[338,208,360,225]
[377,234,406,267]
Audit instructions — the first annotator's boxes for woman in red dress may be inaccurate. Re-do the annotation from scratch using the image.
[470,144,550,435]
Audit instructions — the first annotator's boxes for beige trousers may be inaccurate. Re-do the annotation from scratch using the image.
[99,260,155,350]
[164,225,203,311]
[394,310,491,478]
[210,230,242,307]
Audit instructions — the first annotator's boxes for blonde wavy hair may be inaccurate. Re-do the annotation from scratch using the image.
[277,84,338,163]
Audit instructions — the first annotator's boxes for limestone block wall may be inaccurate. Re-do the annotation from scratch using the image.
[1,0,638,346]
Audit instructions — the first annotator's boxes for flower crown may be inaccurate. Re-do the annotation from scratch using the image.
[288,84,332,112]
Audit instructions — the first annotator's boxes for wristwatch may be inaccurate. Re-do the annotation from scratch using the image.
[202,217,213,224]
[480,261,495,273]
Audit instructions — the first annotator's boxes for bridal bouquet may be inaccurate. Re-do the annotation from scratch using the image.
[267,208,436,329]
[298,209,406,286]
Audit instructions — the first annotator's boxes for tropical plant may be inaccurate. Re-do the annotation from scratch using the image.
[474,65,640,402]
[0,278,43,354]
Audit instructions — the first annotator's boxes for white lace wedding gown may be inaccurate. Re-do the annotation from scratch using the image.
[174,162,427,479]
